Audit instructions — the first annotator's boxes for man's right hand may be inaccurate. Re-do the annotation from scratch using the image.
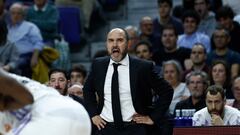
[92,115,106,130]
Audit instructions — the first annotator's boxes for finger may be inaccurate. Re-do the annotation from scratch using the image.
[97,124,102,130]
[99,122,105,129]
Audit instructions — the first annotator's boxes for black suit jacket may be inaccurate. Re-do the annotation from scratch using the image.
[83,56,173,123]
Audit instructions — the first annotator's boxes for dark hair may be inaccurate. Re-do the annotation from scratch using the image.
[182,10,201,25]
[209,60,231,89]
[134,40,152,52]
[213,24,230,37]
[0,19,8,45]
[69,65,87,78]
[205,85,225,99]
[157,0,172,7]
[194,0,210,4]
[161,24,178,37]
[192,42,207,54]
[215,6,234,20]
[48,68,69,80]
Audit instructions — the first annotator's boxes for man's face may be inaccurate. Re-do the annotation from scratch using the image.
[191,45,206,65]
[70,71,85,85]
[188,75,205,98]
[163,64,178,86]
[218,17,233,31]
[184,17,198,34]
[206,92,225,116]
[10,6,23,25]
[49,72,68,95]
[161,29,177,51]
[232,79,240,101]
[135,44,152,60]
[140,18,153,36]
[107,28,128,62]
[194,0,208,19]
[212,63,226,86]
[158,2,171,19]
[213,29,230,49]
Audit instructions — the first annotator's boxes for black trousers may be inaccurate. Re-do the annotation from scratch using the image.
[94,122,147,135]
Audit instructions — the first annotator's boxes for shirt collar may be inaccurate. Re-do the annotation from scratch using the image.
[110,54,129,66]
[34,4,47,12]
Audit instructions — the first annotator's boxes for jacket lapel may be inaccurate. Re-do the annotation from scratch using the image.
[129,56,138,102]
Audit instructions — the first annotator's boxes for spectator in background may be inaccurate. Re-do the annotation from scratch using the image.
[162,60,190,114]
[139,16,162,53]
[26,0,59,45]
[175,71,208,116]
[134,40,161,74]
[209,60,233,99]
[0,19,19,73]
[48,68,68,95]
[125,25,139,54]
[68,65,87,99]
[183,43,209,80]
[207,25,240,80]
[222,0,240,15]
[194,0,217,36]
[215,6,240,53]
[230,77,240,110]
[0,0,9,22]
[8,3,44,78]
[152,24,191,70]
[192,85,240,126]
[153,0,183,36]
[177,10,211,53]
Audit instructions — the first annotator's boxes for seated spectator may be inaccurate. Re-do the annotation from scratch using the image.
[8,3,44,78]
[175,71,208,116]
[0,0,9,23]
[134,40,161,74]
[26,0,59,45]
[194,0,217,37]
[0,69,91,135]
[215,6,240,53]
[210,60,233,99]
[162,60,190,114]
[68,65,87,99]
[153,0,183,36]
[152,24,191,69]
[124,25,139,54]
[177,10,211,53]
[207,25,240,80]
[228,77,240,110]
[48,68,68,95]
[139,16,162,53]
[0,19,19,73]
[183,43,209,80]
[192,85,240,126]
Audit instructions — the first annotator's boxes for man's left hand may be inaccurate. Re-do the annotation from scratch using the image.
[132,114,154,125]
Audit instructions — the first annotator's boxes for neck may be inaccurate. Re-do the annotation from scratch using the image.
[193,63,205,71]
[164,47,177,53]
[215,47,228,56]
[191,97,200,105]
[160,16,170,25]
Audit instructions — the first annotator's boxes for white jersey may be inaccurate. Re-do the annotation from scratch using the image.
[192,105,240,126]
[0,74,91,135]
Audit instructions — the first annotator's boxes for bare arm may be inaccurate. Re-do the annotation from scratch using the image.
[0,69,33,111]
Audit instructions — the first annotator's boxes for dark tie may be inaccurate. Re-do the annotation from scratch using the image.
[111,63,123,127]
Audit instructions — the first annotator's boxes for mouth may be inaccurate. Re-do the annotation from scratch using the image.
[112,48,120,54]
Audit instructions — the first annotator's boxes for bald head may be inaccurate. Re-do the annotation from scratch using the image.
[140,16,153,35]
[106,28,128,62]
[10,3,25,24]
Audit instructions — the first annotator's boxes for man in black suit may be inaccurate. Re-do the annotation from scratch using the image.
[83,28,173,135]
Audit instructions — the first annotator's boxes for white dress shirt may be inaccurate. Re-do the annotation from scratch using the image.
[100,55,136,122]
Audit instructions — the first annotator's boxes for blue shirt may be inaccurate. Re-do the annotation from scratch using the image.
[177,32,211,53]
[7,21,44,54]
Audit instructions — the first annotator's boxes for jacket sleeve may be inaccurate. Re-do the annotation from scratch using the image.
[83,61,98,118]
[148,63,173,123]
